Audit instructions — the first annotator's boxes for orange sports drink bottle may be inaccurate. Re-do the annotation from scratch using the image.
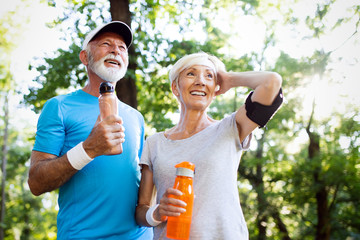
[166,161,195,240]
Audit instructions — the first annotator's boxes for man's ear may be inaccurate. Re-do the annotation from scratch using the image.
[79,50,89,66]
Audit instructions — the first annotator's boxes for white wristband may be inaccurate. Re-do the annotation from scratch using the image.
[67,142,93,170]
[146,204,162,227]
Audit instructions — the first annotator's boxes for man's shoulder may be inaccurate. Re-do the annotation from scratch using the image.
[118,100,139,111]
[118,101,144,119]
[46,90,93,105]
[46,89,79,101]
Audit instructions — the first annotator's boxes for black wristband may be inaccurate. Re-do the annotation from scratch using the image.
[245,88,283,128]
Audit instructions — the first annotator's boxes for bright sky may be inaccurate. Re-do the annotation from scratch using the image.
[1,0,359,142]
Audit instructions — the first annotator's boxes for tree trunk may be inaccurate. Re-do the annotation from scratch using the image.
[255,172,267,240]
[109,0,138,109]
[255,134,267,240]
[271,210,291,240]
[0,93,9,239]
[315,185,331,240]
[306,101,331,240]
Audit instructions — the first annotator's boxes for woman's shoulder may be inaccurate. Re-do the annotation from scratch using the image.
[209,112,236,129]
[220,112,237,124]
[145,132,165,142]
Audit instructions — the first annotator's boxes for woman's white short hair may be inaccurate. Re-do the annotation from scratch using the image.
[169,52,226,85]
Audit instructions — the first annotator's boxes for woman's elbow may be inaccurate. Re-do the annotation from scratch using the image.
[268,72,282,90]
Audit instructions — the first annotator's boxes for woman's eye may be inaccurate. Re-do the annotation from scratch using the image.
[207,74,213,78]
[187,72,195,76]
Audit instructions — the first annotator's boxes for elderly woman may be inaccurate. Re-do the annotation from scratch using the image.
[136,52,283,239]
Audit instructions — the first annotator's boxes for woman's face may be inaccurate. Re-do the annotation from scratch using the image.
[174,65,217,111]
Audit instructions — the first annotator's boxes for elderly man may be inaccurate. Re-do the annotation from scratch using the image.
[28,21,152,239]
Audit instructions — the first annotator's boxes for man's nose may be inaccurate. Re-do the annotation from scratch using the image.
[110,45,121,55]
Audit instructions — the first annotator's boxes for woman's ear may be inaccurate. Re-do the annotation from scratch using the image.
[79,50,89,66]
[171,81,179,96]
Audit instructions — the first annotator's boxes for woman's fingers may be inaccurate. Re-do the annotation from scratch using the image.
[158,188,187,217]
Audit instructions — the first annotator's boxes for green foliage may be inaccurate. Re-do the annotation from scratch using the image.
[0,2,59,239]
[136,65,178,131]
[287,109,360,238]
[25,43,85,112]
[0,126,58,240]
[0,10,21,90]
[24,0,112,112]
[305,0,335,38]
[238,106,360,239]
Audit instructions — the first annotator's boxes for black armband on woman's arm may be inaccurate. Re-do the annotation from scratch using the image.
[245,88,283,128]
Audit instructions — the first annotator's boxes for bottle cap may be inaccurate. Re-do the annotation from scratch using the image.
[175,162,195,177]
[99,82,115,94]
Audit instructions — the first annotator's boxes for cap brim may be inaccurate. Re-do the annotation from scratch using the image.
[83,21,133,49]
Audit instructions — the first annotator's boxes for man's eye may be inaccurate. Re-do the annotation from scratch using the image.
[207,74,213,78]
[187,72,194,76]
[103,42,110,46]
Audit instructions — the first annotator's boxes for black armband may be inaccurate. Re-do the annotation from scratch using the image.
[245,88,283,128]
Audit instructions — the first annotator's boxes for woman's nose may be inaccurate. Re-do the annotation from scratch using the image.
[194,75,206,86]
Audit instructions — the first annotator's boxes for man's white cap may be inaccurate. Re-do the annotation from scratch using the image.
[82,21,133,50]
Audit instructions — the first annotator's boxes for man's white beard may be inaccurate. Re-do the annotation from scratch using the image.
[88,54,128,82]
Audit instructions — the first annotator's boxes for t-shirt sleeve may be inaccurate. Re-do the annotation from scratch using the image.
[221,112,252,151]
[240,132,252,150]
[33,97,65,156]
[139,136,153,171]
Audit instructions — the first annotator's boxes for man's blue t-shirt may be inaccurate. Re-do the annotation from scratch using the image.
[33,90,152,239]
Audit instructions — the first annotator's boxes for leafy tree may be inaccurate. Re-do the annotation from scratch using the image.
[17,0,360,239]
[0,7,22,239]
[0,2,59,239]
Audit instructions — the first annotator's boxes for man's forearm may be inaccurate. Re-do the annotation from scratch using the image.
[28,151,78,196]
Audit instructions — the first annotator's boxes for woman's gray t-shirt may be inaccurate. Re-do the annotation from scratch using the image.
[140,112,251,240]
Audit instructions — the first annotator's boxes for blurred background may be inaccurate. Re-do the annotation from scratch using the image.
[0,0,359,239]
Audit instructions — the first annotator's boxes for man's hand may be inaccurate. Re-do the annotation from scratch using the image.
[83,115,125,158]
